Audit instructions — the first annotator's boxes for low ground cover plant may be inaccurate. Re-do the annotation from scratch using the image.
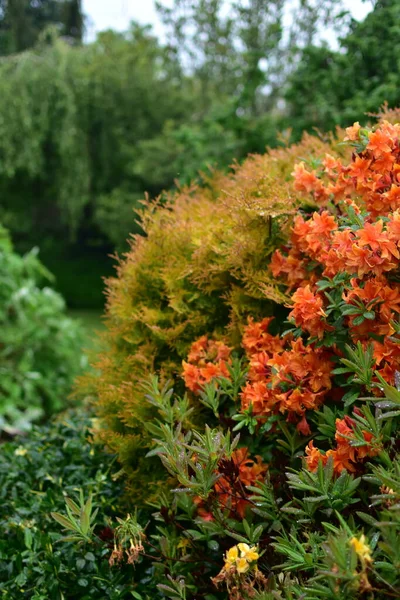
[0,225,84,432]
[0,408,135,599]
[64,117,400,598]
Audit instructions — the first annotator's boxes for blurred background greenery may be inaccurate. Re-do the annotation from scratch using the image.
[0,0,396,312]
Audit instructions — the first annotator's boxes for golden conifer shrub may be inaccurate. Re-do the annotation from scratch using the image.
[80,131,347,502]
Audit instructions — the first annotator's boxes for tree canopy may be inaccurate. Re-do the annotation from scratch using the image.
[0,0,83,54]
[285,0,400,136]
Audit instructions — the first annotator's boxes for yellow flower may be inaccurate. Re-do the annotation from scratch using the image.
[350,535,373,564]
[237,542,259,562]
[177,537,190,551]
[224,545,239,569]
[14,447,27,457]
[236,557,250,574]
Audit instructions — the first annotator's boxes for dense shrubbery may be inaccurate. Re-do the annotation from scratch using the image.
[0,408,135,599]
[80,130,348,501]
[71,118,400,598]
[0,225,83,431]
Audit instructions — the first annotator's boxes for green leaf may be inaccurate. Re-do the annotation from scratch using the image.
[51,512,79,532]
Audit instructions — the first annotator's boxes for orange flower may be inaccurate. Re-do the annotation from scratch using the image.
[281,388,323,414]
[215,448,268,518]
[292,211,337,261]
[349,156,371,184]
[305,441,327,472]
[373,337,400,385]
[248,351,271,382]
[323,222,399,278]
[306,417,380,476]
[240,380,275,416]
[323,153,342,174]
[326,448,356,474]
[343,277,400,339]
[268,339,333,395]
[297,415,312,436]
[367,128,393,157]
[270,248,310,289]
[356,221,399,261]
[187,335,209,363]
[182,362,202,393]
[292,162,320,194]
[387,209,400,240]
[344,122,361,141]
[183,336,232,393]
[240,336,333,427]
[384,185,400,212]
[242,317,284,357]
[289,284,331,339]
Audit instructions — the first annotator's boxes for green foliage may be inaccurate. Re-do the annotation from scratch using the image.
[285,0,400,137]
[0,24,190,305]
[0,408,135,599]
[0,0,83,55]
[0,0,357,309]
[158,0,350,118]
[68,374,400,598]
[51,491,98,544]
[0,226,83,431]
[0,25,185,241]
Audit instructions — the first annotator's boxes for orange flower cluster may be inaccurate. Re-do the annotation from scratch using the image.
[372,337,400,385]
[271,122,400,387]
[305,416,380,475]
[272,211,400,283]
[323,215,400,279]
[343,277,400,338]
[215,447,268,518]
[242,317,285,356]
[182,336,232,393]
[289,285,332,339]
[294,120,400,217]
[241,317,333,433]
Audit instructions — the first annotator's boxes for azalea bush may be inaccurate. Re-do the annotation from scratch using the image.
[0,225,83,432]
[67,118,400,598]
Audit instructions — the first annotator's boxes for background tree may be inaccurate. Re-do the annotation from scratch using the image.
[285,0,398,137]
[0,0,379,309]
[0,24,191,306]
[0,0,83,55]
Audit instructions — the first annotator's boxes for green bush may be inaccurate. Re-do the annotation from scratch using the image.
[0,408,134,599]
[0,225,83,431]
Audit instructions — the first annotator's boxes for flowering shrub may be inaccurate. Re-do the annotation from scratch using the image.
[66,118,400,598]
[80,130,346,500]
